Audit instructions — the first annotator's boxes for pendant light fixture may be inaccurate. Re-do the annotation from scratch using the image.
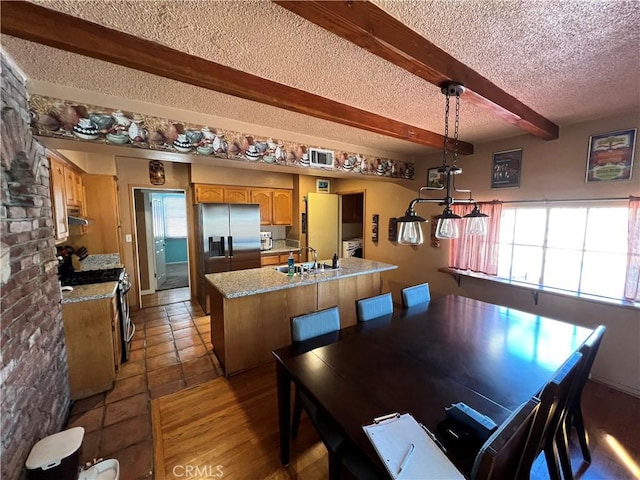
[396,82,488,244]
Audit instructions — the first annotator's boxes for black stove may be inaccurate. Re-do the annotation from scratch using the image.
[60,268,124,286]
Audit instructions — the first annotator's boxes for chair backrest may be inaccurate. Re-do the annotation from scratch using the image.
[290,306,340,342]
[355,292,393,322]
[401,283,431,308]
[471,398,540,480]
[518,351,583,477]
[573,325,606,405]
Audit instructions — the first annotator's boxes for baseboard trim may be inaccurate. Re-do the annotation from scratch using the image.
[591,376,640,398]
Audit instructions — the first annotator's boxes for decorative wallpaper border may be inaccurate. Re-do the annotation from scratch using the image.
[28,95,415,180]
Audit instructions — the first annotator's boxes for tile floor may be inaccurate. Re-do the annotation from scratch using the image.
[65,287,222,480]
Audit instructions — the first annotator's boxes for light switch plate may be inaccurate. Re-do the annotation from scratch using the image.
[125,234,132,243]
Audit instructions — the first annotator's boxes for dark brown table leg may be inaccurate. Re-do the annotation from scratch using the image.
[276,361,291,466]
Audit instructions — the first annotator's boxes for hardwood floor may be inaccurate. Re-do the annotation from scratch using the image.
[152,364,328,480]
[153,364,640,480]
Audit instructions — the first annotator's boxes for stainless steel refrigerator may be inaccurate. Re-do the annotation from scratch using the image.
[195,203,261,312]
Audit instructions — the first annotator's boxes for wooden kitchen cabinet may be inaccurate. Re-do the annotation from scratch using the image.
[342,193,363,223]
[193,184,249,204]
[251,189,273,225]
[49,155,69,241]
[224,187,250,204]
[272,189,293,225]
[251,188,293,225]
[195,184,293,225]
[260,252,299,266]
[63,165,85,209]
[83,175,123,255]
[61,293,121,400]
[194,184,224,204]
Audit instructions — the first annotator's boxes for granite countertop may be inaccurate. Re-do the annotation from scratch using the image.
[61,281,118,304]
[206,257,397,299]
[79,253,123,270]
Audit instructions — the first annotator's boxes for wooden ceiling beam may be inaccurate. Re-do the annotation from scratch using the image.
[275,0,559,141]
[0,1,473,154]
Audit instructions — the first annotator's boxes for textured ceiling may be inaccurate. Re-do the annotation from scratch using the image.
[2,0,639,159]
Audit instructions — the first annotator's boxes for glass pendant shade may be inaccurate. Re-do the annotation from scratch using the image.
[465,216,488,236]
[435,217,459,239]
[398,221,424,245]
[396,209,426,245]
[464,205,489,236]
[435,207,461,239]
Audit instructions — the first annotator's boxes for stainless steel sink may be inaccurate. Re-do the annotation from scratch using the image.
[274,262,335,274]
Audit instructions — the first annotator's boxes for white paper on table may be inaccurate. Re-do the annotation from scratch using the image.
[362,413,465,480]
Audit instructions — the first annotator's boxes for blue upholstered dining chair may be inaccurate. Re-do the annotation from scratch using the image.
[401,282,431,308]
[289,306,344,480]
[356,292,393,322]
[290,305,341,343]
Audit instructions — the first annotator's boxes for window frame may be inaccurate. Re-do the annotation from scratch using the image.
[496,202,629,302]
[162,194,188,239]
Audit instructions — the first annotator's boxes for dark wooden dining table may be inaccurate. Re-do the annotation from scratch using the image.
[272,294,593,476]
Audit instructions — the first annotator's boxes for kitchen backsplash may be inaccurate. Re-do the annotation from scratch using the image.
[29,95,415,180]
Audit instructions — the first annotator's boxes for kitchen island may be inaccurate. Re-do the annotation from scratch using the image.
[206,257,397,376]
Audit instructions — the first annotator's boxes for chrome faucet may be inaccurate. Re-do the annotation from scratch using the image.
[303,246,318,269]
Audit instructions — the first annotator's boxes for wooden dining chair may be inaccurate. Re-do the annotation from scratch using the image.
[356,292,393,322]
[401,282,431,308]
[470,398,540,480]
[556,325,606,478]
[289,306,344,479]
[518,351,584,480]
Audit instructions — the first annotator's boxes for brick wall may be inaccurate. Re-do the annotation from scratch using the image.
[1,52,71,478]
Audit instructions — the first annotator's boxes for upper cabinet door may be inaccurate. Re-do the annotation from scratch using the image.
[224,187,250,204]
[63,166,84,208]
[272,189,292,225]
[194,184,224,204]
[49,157,68,240]
[251,189,273,225]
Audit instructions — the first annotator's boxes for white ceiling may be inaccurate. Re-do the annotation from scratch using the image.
[2,0,639,159]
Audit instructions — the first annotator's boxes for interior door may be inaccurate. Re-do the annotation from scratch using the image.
[151,193,167,290]
[307,193,341,261]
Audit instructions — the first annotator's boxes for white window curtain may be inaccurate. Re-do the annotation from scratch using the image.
[624,196,640,302]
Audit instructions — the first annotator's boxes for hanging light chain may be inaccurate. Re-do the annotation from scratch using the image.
[442,89,450,166]
[453,90,460,167]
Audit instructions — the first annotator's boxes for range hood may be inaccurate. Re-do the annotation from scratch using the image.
[68,215,89,226]
[67,207,89,225]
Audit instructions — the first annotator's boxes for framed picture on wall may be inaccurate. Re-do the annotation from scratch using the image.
[316,179,330,193]
[491,149,522,189]
[585,128,636,182]
[427,168,445,188]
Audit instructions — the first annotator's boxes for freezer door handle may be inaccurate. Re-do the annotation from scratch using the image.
[228,236,234,257]
[221,236,226,257]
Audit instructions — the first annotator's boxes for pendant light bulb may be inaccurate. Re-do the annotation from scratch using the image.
[435,206,461,239]
[464,204,489,236]
[398,221,424,245]
[466,216,488,236]
[435,217,459,239]
[396,207,426,245]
